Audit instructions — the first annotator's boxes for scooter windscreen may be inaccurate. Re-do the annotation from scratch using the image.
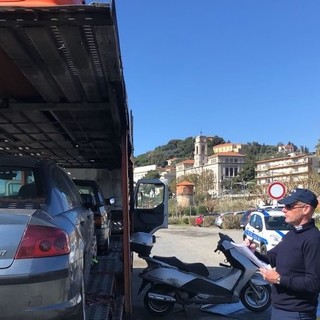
[215,232,234,252]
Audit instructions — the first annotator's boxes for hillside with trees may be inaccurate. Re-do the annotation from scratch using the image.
[134,137,319,222]
[134,136,306,183]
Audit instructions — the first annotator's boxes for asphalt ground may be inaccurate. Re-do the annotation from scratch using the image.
[131,225,272,320]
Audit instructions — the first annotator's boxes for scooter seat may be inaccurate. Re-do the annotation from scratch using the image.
[153,255,209,277]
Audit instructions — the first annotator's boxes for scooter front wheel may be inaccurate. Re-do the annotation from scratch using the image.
[240,283,271,312]
[144,284,175,316]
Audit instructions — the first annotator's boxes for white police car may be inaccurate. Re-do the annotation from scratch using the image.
[243,208,292,254]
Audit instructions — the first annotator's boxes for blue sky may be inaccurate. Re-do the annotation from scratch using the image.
[115,0,320,156]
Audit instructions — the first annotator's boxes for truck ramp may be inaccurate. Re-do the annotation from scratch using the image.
[86,236,124,320]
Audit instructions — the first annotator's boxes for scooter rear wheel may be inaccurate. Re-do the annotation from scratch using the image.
[240,283,271,312]
[144,284,175,316]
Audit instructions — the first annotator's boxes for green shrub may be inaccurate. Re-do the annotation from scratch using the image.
[202,216,216,227]
[168,217,181,225]
[168,216,193,225]
[189,216,197,226]
[197,205,207,215]
[221,215,241,229]
[182,207,197,216]
[182,216,190,224]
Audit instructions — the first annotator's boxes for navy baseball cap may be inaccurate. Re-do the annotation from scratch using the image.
[279,188,318,208]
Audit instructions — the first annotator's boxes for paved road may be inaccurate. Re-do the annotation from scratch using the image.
[131,225,271,320]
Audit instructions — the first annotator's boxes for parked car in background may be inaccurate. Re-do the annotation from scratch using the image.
[0,155,95,320]
[215,211,244,228]
[195,212,219,226]
[240,209,255,229]
[243,209,292,254]
[73,179,114,255]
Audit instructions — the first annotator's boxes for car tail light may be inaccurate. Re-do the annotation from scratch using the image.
[15,225,71,259]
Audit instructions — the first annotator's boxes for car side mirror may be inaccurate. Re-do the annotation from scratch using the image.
[106,197,116,205]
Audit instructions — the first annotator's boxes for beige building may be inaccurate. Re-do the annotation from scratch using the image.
[256,153,320,189]
[176,136,246,196]
[207,152,246,195]
[213,142,246,154]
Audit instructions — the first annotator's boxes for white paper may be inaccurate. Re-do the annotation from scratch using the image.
[231,242,271,270]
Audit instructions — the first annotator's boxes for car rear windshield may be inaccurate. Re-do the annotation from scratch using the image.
[0,167,41,199]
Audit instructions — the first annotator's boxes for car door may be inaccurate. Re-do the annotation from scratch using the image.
[247,213,264,243]
[133,179,168,234]
[51,168,95,264]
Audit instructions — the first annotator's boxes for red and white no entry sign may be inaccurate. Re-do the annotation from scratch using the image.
[267,181,286,200]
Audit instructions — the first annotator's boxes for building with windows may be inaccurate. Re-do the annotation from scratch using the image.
[175,136,246,196]
[207,152,246,195]
[213,142,246,154]
[255,153,320,189]
[133,164,157,182]
[133,164,176,186]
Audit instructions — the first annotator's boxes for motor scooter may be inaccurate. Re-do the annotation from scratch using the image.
[130,232,271,317]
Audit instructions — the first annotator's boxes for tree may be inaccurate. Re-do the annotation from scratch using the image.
[316,140,320,156]
[144,170,160,179]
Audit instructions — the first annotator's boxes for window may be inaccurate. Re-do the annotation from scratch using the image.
[52,168,81,209]
[250,214,263,230]
[0,167,37,198]
[136,182,165,209]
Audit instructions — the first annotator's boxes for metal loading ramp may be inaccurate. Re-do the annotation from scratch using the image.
[0,2,131,170]
[87,251,124,320]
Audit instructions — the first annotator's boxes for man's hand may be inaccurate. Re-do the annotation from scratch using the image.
[260,268,280,285]
[244,238,256,252]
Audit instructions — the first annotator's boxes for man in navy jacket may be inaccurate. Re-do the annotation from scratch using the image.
[248,188,320,320]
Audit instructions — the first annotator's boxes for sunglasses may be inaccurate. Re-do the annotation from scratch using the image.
[284,203,306,210]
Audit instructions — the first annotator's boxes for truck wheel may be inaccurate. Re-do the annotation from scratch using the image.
[144,284,175,316]
[240,282,271,312]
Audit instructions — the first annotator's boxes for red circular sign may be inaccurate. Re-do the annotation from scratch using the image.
[268,181,286,200]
